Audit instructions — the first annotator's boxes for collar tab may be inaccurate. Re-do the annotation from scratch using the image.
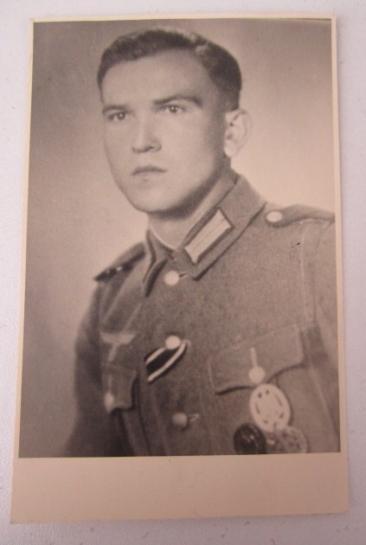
[184,209,233,264]
[174,176,266,279]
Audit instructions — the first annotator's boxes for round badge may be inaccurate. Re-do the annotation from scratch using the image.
[233,423,267,455]
[273,426,308,453]
[249,383,291,433]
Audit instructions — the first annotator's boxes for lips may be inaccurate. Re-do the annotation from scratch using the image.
[132,165,166,176]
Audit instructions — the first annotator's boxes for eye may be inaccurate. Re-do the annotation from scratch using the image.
[160,104,185,115]
[105,110,129,122]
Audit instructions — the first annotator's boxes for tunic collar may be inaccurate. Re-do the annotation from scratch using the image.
[143,175,266,288]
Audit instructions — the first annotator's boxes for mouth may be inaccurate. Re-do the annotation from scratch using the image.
[132,165,166,176]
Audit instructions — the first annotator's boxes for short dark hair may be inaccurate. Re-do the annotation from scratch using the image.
[97,27,242,110]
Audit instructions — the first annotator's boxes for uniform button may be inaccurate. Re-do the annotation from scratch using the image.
[248,366,265,385]
[171,412,189,430]
[266,210,283,224]
[164,270,180,286]
[103,391,115,413]
[165,335,181,350]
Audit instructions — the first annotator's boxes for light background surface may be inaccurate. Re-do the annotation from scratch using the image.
[1,0,366,543]
[21,16,335,458]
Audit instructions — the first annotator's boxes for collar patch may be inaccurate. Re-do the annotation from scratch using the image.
[184,209,233,264]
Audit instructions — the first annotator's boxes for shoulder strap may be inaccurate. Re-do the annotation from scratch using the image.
[265,205,334,228]
[94,242,145,282]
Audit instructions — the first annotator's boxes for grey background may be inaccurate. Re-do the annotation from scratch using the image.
[21,16,334,458]
[1,0,366,544]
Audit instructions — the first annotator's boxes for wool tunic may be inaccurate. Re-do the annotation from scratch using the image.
[65,176,340,456]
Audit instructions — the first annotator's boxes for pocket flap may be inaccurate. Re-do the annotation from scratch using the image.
[209,324,304,394]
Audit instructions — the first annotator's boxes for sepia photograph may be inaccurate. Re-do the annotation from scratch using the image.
[13,14,347,520]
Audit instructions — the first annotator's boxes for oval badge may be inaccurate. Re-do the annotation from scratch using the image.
[249,383,291,433]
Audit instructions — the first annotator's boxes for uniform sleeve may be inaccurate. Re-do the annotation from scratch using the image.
[313,221,340,436]
[64,286,122,456]
[314,222,339,368]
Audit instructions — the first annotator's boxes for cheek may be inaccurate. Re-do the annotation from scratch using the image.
[169,119,225,166]
[104,132,130,169]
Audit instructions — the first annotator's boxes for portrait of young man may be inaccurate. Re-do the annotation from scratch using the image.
[18,18,343,460]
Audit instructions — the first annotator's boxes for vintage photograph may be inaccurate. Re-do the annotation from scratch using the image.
[18,16,342,461]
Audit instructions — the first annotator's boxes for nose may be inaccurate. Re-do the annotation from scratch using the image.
[131,116,161,154]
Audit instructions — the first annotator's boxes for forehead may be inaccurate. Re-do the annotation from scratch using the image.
[101,49,220,103]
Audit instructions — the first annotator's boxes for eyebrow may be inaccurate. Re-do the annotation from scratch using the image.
[102,94,204,116]
[153,94,203,107]
[102,104,129,115]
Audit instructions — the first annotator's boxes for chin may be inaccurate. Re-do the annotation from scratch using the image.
[124,195,170,214]
[121,187,177,215]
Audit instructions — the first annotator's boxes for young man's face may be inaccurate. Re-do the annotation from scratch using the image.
[101,49,229,217]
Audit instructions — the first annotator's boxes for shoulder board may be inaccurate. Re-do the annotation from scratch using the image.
[94,242,145,282]
[264,204,334,228]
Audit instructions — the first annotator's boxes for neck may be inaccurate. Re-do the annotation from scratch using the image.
[147,168,236,249]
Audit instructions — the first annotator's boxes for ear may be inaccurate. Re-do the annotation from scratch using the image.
[223,109,250,159]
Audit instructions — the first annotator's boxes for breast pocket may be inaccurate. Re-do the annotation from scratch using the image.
[208,324,305,394]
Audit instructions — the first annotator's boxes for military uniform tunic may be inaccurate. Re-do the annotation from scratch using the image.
[66,176,340,456]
